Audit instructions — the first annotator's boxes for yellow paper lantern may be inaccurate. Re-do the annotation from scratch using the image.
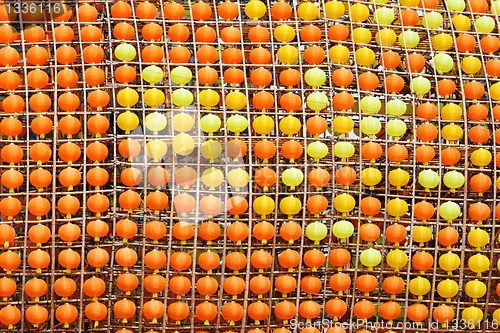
[409,277,431,299]
[171,66,192,86]
[361,168,382,190]
[334,142,354,161]
[279,116,301,136]
[307,92,328,111]
[443,170,465,193]
[274,24,295,43]
[400,0,419,5]
[360,96,382,114]
[490,82,500,101]
[387,99,407,116]
[200,140,222,162]
[441,103,462,121]
[462,306,483,326]
[442,124,463,142]
[253,195,275,219]
[173,113,194,132]
[226,91,247,111]
[115,43,136,61]
[142,65,163,84]
[361,116,381,138]
[200,114,221,135]
[389,168,410,190]
[387,119,407,139]
[468,254,490,276]
[202,167,224,190]
[437,279,459,301]
[253,115,274,135]
[305,68,326,88]
[281,167,304,190]
[452,14,471,31]
[494,309,500,323]
[329,45,350,65]
[297,2,319,20]
[279,196,302,218]
[387,198,408,220]
[334,193,355,215]
[277,45,298,65]
[324,0,345,19]
[227,114,248,134]
[465,280,487,301]
[245,0,266,20]
[172,88,193,108]
[144,88,165,108]
[467,229,489,250]
[439,252,460,274]
[307,141,328,162]
[398,30,419,49]
[145,111,167,134]
[117,111,139,134]
[199,89,220,109]
[412,226,432,246]
[355,48,375,67]
[227,168,249,190]
[462,56,482,75]
[375,28,396,47]
[172,133,195,156]
[332,220,354,242]
[440,201,460,223]
[374,7,394,24]
[410,76,431,97]
[492,0,500,13]
[353,27,371,44]
[470,148,492,167]
[476,15,495,33]
[305,221,328,244]
[423,11,443,29]
[360,248,381,271]
[349,3,369,22]
[432,33,454,51]
[418,169,440,192]
[117,87,139,108]
[434,53,454,74]
[333,116,354,135]
[146,139,168,161]
[448,0,466,11]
